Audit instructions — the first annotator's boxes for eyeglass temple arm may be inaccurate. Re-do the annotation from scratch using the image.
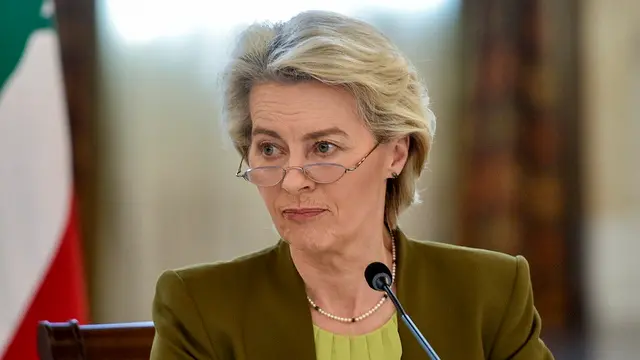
[235,156,246,177]
[346,143,380,171]
[345,157,367,172]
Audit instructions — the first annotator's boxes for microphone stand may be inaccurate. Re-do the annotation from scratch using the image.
[382,284,441,360]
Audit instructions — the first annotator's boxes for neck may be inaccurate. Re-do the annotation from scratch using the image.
[290,223,394,318]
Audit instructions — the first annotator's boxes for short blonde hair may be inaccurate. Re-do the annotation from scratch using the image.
[222,10,436,228]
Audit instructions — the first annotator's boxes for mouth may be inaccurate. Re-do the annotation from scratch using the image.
[281,208,327,221]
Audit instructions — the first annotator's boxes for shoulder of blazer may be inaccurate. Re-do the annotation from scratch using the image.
[401,237,526,352]
[403,237,521,304]
[163,242,285,330]
[151,242,288,358]
[405,238,517,272]
[169,242,283,299]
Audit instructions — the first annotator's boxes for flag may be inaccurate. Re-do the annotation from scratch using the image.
[0,0,89,358]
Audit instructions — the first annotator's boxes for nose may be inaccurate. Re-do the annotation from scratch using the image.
[281,166,314,194]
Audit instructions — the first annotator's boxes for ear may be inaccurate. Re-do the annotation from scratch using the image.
[388,136,410,178]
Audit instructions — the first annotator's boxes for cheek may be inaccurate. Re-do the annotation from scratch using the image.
[257,187,280,211]
[331,171,385,207]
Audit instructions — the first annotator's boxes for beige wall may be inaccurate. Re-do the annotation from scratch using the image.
[92,2,463,323]
[583,0,640,356]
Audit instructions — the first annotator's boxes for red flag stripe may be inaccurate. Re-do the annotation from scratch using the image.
[1,195,89,360]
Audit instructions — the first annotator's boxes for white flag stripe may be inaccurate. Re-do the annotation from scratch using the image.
[0,30,72,354]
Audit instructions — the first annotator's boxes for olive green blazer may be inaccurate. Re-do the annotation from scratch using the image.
[150,230,554,359]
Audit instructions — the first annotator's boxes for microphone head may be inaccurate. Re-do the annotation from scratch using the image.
[364,262,393,291]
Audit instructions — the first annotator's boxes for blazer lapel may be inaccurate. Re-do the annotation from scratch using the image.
[242,240,317,360]
[395,229,440,360]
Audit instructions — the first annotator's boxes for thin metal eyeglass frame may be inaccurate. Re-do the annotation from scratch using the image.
[235,143,380,187]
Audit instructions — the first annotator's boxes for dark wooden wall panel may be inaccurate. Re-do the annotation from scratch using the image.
[54,0,97,319]
[458,0,584,344]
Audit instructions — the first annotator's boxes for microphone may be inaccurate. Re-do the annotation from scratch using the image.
[365,262,441,360]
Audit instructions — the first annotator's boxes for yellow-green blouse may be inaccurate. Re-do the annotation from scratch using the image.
[313,313,402,360]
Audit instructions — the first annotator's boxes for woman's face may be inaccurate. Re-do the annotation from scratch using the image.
[248,81,408,252]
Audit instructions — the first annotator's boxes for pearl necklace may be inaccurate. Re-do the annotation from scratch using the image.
[306,230,397,323]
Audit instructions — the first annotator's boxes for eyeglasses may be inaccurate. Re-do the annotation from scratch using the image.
[235,143,379,187]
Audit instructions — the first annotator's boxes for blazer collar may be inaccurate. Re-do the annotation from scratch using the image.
[243,229,431,360]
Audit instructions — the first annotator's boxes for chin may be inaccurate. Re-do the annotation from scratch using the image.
[276,220,337,252]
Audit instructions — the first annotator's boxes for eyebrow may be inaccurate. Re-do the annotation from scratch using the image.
[251,127,282,140]
[251,126,349,141]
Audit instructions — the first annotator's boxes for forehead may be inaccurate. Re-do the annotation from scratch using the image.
[248,81,368,136]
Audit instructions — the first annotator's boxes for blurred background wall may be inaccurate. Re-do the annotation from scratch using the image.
[583,0,640,357]
[53,0,639,358]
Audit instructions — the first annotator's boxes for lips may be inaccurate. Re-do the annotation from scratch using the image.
[282,208,327,220]
[283,208,325,214]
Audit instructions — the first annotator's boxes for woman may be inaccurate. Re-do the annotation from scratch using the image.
[150,10,554,360]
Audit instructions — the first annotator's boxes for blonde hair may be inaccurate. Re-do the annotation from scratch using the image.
[222,10,436,228]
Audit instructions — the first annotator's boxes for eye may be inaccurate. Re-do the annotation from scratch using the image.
[315,141,337,155]
[259,142,281,157]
